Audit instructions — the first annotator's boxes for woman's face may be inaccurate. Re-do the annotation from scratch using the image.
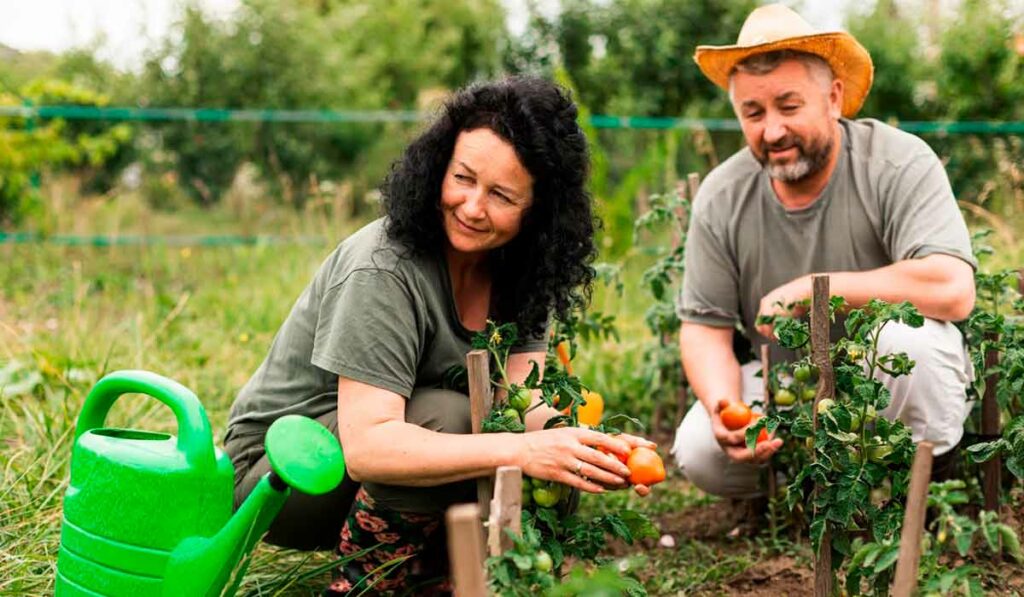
[440,128,534,256]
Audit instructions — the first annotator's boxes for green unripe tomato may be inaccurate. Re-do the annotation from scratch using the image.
[816,398,835,415]
[775,388,797,406]
[508,388,532,412]
[867,442,894,463]
[534,550,554,572]
[802,386,818,402]
[794,364,812,383]
[503,408,521,422]
[532,487,560,508]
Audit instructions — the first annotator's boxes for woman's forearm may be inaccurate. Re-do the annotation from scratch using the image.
[345,421,525,486]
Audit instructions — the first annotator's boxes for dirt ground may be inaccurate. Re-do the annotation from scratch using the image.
[617,479,1024,596]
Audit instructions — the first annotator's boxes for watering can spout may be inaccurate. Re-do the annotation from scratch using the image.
[163,415,345,597]
[162,474,289,596]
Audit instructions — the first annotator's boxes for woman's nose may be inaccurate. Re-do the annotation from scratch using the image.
[461,189,488,219]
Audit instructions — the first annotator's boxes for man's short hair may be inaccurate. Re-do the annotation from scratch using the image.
[729,49,835,85]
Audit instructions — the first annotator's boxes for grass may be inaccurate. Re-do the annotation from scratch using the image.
[3,186,1024,595]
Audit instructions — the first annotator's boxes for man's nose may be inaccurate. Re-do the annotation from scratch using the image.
[763,115,788,145]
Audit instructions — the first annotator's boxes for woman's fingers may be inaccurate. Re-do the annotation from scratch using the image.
[618,433,657,450]
[551,468,607,494]
[571,451,629,487]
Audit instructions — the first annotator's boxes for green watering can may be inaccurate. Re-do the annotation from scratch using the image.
[55,370,345,596]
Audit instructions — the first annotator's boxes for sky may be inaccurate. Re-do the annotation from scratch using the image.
[0,0,926,72]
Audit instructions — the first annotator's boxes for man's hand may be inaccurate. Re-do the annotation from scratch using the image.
[710,400,783,464]
[756,275,812,339]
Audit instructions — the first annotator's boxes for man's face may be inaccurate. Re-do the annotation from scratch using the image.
[729,59,843,183]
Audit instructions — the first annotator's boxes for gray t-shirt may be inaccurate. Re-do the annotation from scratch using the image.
[227,218,547,435]
[678,118,976,358]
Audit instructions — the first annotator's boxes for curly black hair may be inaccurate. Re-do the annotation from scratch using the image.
[381,76,598,338]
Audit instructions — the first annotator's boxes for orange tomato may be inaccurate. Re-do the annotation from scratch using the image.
[718,399,753,431]
[577,390,604,426]
[626,447,666,486]
[555,340,574,375]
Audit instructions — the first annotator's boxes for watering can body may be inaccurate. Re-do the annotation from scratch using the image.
[55,369,345,597]
[56,371,235,595]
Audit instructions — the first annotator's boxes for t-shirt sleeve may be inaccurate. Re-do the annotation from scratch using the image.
[311,269,423,398]
[677,201,741,328]
[881,152,978,270]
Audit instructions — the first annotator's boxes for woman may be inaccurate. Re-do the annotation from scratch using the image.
[223,76,652,595]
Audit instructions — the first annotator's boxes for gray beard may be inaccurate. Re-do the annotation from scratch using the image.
[762,137,833,183]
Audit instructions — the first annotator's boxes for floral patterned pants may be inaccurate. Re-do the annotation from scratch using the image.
[325,487,454,596]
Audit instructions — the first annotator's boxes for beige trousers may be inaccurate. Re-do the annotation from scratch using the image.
[670,318,973,498]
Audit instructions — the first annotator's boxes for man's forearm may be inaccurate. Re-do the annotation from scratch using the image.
[679,323,743,414]
[828,256,975,321]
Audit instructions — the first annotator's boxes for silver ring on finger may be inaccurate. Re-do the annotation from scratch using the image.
[574,461,583,475]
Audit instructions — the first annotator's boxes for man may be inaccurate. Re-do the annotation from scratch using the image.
[670,4,976,500]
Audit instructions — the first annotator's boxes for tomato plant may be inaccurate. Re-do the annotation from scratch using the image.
[470,321,657,593]
[747,298,930,589]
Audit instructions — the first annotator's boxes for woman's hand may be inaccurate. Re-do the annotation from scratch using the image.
[517,427,634,494]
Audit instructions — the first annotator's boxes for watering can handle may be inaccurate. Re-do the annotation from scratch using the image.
[76,370,216,470]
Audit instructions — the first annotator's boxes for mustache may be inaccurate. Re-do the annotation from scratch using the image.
[760,135,805,155]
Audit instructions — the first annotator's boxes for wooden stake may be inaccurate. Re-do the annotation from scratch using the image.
[811,275,834,597]
[487,466,523,557]
[892,441,935,597]
[686,172,701,202]
[446,503,488,597]
[982,332,1001,512]
[468,350,495,518]
[762,344,777,500]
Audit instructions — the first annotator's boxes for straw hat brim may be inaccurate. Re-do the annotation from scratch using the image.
[694,32,874,118]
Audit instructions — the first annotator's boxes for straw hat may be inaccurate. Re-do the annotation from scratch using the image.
[694,3,873,117]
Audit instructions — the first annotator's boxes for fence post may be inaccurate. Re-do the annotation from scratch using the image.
[892,441,935,597]
[468,350,494,518]
[446,503,488,597]
[982,333,1001,512]
[487,466,523,557]
[811,275,835,597]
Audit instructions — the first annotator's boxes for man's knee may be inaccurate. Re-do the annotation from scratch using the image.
[405,388,472,434]
[875,318,968,377]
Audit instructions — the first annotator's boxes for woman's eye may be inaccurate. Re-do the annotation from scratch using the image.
[492,190,513,204]
[454,173,472,183]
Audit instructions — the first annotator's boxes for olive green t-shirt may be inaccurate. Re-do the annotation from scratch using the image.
[678,118,976,358]
[227,218,547,435]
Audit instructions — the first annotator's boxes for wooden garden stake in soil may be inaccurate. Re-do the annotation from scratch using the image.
[762,344,777,500]
[672,172,699,431]
[446,503,488,597]
[811,275,835,597]
[468,350,495,518]
[982,332,1001,512]
[892,441,935,597]
[487,466,523,557]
